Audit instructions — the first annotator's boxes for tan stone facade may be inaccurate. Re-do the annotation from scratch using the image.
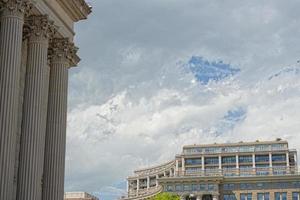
[0,1,91,200]
[64,192,99,200]
[125,139,300,200]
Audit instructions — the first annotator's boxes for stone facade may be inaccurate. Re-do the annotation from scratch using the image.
[0,0,91,200]
[125,139,300,200]
[64,192,99,200]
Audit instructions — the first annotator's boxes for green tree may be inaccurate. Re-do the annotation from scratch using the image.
[150,192,180,200]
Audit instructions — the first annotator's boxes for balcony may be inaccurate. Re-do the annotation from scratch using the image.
[175,166,300,178]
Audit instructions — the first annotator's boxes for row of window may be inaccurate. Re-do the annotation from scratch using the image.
[223,182,300,190]
[183,144,287,154]
[164,184,216,192]
[184,154,287,166]
[225,192,300,200]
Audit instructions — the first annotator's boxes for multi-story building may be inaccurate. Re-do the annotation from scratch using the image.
[64,192,99,200]
[125,139,300,200]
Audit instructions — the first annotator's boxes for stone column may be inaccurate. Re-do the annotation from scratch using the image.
[0,1,30,199]
[236,154,239,176]
[252,154,256,175]
[16,15,54,200]
[182,157,185,175]
[202,156,205,174]
[156,175,159,187]
[136,179,139,195]
[147,176,150,190]
[269,152,273,175]
[286,152,290,174]
[175,160,179,176]
[269,153,272,167]
[218,155,222,174]
[42,38,79,200]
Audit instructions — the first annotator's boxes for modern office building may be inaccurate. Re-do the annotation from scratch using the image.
[0,0,91,200]
[64,192,99,200]
[125,139,300,200]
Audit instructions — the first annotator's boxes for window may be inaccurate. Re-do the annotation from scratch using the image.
[223,184,235,190]
[175,185,182,191]
[192,184,199,191]
[208,184,215,191]
[183,184,191,191]
[240,183,253,190]
[293,192,299,200]
[166,185,173,192]
[186,167,202,174]
[282,192,287,200]
[239,146,255,152]
[200,184,206,190]
[255,145,270,151]
[256,183,267,189]
[222,156,236,164]
[272,154,286,162]
[275,193,281,200]
[276,182,289,189]
[271,143,287,150]
[205,147,221,153]
[186,158,202,165]
[241,193,252,200]
[257,193,269,200]
[224,194,236,200]
[292,182,300,188]
[239,155,253,163]
[276,192,287,200]
[205,157,219,164]
[255,155,269,162]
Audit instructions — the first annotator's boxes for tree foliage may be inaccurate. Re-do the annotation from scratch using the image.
[150,192,180,200]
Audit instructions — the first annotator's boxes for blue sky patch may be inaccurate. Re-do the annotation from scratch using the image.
[187,56,240,84]
[215,107,247,136]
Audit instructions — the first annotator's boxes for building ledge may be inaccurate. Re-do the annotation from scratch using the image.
[57,0,92,22]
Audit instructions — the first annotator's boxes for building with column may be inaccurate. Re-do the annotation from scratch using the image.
[0,0,91,200]
[64,192,99,200]
[124,139,300,200]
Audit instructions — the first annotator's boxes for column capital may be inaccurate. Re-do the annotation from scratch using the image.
[49,38,80,67]
[24,15,56,42]
[0,0,32,18]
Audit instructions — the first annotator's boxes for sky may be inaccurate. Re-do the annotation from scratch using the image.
[65,1,300,199]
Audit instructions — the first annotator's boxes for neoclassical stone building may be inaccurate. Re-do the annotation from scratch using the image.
[124,139,300,200]
[0,0,91,200]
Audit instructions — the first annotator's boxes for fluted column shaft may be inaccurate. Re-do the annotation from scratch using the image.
[17,15,54,200]
[43,38,77,200]
[0,1,29,199]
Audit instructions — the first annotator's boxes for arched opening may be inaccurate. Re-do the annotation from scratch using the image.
[185,196,196,200]
[202,194,212,200]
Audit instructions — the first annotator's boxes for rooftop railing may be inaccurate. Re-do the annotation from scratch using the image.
[174,166,300,178]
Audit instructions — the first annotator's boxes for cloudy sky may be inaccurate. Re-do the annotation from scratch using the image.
[65,0,300,199]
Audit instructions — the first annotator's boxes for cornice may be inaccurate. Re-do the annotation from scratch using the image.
[57,0,92,22]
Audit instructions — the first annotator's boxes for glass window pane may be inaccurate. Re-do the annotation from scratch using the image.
[275,193,281,200]
[265,193,270,200]
[282,192,287,200]
[257,193,263,200]
[292,192,299,200]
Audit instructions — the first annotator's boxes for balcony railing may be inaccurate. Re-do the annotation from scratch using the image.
[175,166,300,177]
